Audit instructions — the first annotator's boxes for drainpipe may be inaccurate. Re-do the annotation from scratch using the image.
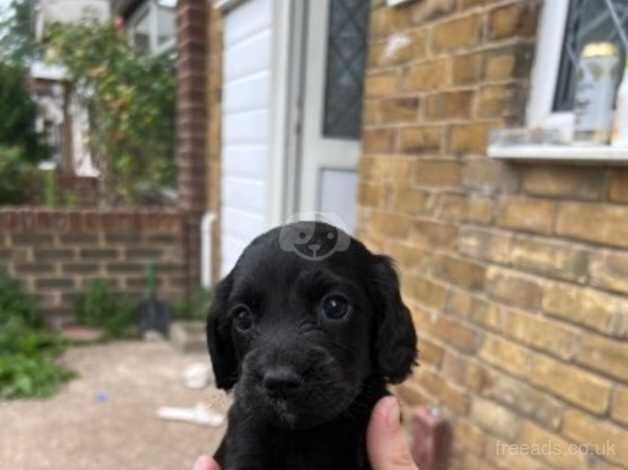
[201,212,216,288]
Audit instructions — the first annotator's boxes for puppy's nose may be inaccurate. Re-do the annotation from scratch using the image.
[263,367,302,397]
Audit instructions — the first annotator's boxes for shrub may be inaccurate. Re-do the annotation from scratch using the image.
[74,280,137,338]
[0,146,36,205]
[0,272,74,399]
[175,287,213,322]
[0,269,40,328]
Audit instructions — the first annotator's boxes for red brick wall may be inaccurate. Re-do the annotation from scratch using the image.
[0,209,186,325]
[359,1,628,469]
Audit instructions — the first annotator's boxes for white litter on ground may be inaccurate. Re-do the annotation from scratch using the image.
[157,403,225,427]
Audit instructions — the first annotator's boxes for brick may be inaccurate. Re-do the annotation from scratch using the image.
[125,248,163,259]
[479,334,532,379]
[461,0,498,8]
[488,3,539,40]
[368,30,427,67]
[529,354,611,415]
[363,128,396,153]
[518,422,588,470]
[390,186,430,213]
[442,350,488,392]
[414,159,461,187]
[411,219,458,249]
[370,155,415,181]
[484,435,547,470]
[497,197,555,235]
[406,276,448,309]
[485,266,543,310]
[609,168,628,202]
[402,59,451,92]
[36,278,75,289]
[371,212,411,239]
[450,123,491,155]
[410,0,456,24]
[358,183,387,208]
[106,263,146,273]
[612,387,628,426]
[365,71,399,98]
[476,84,525,119]
[434,254,485,290]
[34,249,75,261]
[433,315,483,354]
[576,334,628,381]
[479,368,563,430]
[399,126,443,154]
[556,203,628,248]
[509,236,588,282]
[425,91,473,121]
[469,298,502,331]
[431,193,467,221]
[418,337,445,367]
[563,409,628,467]
[387,242,434,273]
[458,228,512,264]
[462,159,519,195]
[13,234,54,245]
[396,381,431,408]
[471,397,520,441]
[542,283,626,337]
[14,263,54,274]
[62,263,101,274]
[415,368,469,415]
[453,419,487,457]
[445,289,472,318]
[379,97,420,124]
[589,249,628,296]
[452,52,483,85]
[370,5,413,37]
[501,307,578,360]
[522,166,606,200]
[431,14,482,52]
[466,195,494,224]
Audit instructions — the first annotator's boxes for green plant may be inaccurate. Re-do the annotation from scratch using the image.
[175,287,213,322]
[0,63,49,163]
[0,146,36,205]
[0,270,40,328]
[74,280,137,338]
[0,273,75,400]
[46,22,176,205]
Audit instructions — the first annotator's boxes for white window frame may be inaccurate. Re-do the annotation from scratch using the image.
[526,0,573,139]
[128,0,177,56]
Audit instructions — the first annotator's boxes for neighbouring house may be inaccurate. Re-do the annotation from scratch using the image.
[31,0,110,177]
[193,0,628,469]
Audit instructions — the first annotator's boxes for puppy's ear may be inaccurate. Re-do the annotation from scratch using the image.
[370,256,417,384]
[207,273,238,390]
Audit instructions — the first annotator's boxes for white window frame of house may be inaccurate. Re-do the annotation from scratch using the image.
[490,0,628,163]
[128,0,177,56]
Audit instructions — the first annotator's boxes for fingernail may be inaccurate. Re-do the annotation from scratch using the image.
[194,455,212,470]
[385,396,401,429]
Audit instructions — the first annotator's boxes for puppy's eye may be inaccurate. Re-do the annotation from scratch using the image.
[320,294,350,320]
[232,306,254,332]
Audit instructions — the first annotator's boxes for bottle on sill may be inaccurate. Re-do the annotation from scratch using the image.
[612,55,628,147]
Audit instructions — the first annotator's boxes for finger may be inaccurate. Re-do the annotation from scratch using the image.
[193,455,220,470]
[367,396,418,470]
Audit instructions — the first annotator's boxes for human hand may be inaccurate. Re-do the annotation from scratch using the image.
[193,396,418,470]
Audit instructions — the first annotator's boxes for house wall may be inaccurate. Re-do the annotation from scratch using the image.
[0,209,186,324]
[358,1,628,469]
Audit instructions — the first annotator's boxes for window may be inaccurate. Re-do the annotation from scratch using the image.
[528,0,628,139]
[322,0,371,139]
[128,0,177,56]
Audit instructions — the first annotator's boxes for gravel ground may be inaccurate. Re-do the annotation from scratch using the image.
[0,341,230,470]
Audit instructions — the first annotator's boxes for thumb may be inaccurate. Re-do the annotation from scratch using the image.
[367,396,418,470]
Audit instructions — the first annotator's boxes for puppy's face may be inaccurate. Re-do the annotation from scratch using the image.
[208,222,416,430]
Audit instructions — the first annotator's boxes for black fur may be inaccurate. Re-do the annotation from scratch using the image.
[207,222,417,470]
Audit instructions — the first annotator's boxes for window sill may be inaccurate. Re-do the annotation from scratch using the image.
[488,144,628,165]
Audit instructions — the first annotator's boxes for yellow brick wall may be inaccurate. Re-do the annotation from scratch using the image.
[358,1,628,469]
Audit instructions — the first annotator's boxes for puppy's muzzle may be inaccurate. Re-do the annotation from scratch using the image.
[262,366,303,399]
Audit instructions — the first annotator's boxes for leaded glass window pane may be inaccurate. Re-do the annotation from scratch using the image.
[322,0,371,139]
[554,0,628,112]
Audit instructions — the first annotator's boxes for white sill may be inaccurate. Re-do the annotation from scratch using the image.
[488,145,628,165]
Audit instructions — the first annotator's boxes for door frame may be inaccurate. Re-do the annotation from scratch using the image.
[266,0,306,227]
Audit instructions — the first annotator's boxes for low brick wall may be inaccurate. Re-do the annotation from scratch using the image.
[0,209,187,325]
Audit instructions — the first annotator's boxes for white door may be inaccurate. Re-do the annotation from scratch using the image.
[298,0,370,234]
[220,0,273,275]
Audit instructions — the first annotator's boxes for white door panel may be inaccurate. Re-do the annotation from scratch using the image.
[223,0,272,47]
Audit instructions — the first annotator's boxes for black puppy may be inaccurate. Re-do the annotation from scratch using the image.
[207,221,417,470]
